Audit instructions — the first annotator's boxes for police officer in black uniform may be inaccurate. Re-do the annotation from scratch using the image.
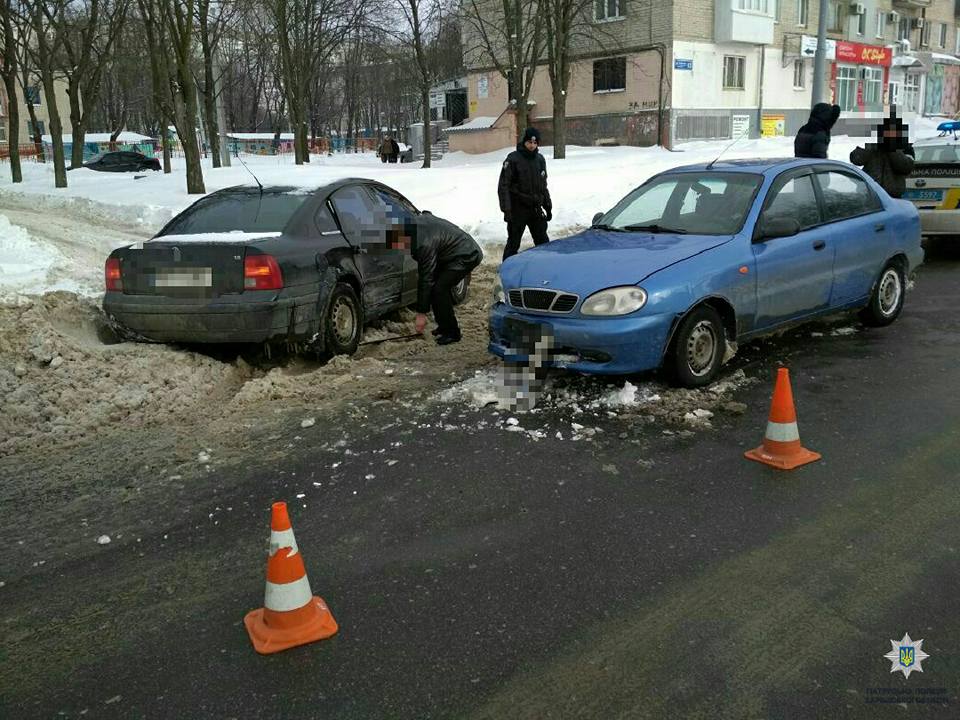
[498,127,552,262]
[387,216,483,345]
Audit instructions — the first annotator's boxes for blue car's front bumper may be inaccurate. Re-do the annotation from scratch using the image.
[488,302,676,375]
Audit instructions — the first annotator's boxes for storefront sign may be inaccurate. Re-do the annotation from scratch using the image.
[761,115,785,138]
[801,35,836,61]
[835,41,891,67]
[732,115,751,139]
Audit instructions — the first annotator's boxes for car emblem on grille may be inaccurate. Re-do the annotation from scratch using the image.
[542,280,550,286]
[171,246,181,262]
[915,179,927,188]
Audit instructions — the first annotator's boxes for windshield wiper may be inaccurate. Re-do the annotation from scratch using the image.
[590,223,626,232]
[622,223,689,234]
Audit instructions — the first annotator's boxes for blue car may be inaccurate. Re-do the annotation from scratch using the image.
[489,158,923,387]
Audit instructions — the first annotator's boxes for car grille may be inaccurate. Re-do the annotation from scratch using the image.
[507,288,579,313]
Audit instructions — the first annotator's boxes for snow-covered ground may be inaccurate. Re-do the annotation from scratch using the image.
[0,116,945,300]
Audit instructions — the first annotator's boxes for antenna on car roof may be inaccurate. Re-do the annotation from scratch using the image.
[706,127,750,170]
[235,151,263,192]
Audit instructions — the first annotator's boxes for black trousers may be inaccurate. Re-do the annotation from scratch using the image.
[503,210,549,262]
[431,259,480,338]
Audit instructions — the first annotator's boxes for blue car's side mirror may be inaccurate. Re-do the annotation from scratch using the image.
[757,216,801,242]
[591,212,604,225]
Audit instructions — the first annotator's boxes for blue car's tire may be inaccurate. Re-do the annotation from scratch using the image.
[669,305,725,388]
[860,263,904,327]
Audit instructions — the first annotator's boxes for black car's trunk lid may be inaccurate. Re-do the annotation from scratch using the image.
[117,233,279,298]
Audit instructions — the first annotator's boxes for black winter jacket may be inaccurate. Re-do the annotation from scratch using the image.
[795,103,842,159]
[849,143,916,199]
[497,143,552,217]
[411,214,483,313]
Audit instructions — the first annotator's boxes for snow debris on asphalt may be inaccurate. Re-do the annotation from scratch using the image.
[301,417,316,428]
[197,451,211,464]
[97,535,111,545]
[830,326,859,336]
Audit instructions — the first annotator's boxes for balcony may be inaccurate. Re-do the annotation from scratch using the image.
[715,0,775,45]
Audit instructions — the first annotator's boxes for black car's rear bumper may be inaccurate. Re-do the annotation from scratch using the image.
[103,288,320,344]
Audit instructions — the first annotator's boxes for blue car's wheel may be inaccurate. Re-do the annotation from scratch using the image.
[860,263,904,327]
[669,305,725,388]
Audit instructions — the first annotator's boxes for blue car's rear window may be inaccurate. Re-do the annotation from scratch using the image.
[602,172,763,235]
[159,188,312,235]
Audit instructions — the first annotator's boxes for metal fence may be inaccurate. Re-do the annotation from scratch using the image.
[0,143,46,162]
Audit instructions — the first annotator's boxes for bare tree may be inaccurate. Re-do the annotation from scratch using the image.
[197,0,238,167]
[270,0,364,164]
[391,0,440,167]
[139,0,205,192]
[0,0,22,182]
[462,0,544,139]
[25,0,69,187]
[46,0,129,169]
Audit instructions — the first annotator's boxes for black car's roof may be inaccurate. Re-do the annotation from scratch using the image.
[218,178,388,195]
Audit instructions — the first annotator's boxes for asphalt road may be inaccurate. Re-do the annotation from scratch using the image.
[3,245,960,719]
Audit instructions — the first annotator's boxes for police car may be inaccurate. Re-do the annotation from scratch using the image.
[904,126,960,237]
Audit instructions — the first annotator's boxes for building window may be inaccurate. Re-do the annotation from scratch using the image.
[863,66,883,106]
[827,1,843,32]
[955,30,960,54]
[836,65,858,111]
[25,85,41,106]
[856,8,866,36]
[939,23,947,48]
[920,20,931,47]
[26,120,44,137]
[593,57,626,93]
[793,59,805,89]
[898,18,910,42]
[0,126,6,142]
[797,0,808,26]
[723,55,746,90]
[903,73,920,112]
[889,81,901,108]
[594,0,623,22]
[875,10,885,39]
[736,0,769,12]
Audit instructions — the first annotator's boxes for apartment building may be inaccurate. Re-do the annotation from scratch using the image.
[454,0,960,151]
[0,79,72,146]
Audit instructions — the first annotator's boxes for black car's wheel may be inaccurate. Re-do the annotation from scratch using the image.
[860,262,905,327]
[668,305,725,388]
[323,283,363,356]
[451,274,471,305]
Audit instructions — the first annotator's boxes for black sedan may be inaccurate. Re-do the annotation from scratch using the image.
[83,151,161,172]
[102,179,472,356]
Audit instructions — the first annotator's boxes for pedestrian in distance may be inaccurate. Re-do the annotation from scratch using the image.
[498,126,552,262]
[849,109,916,199]
[379,135,400,163]
[794,103,842,159]
[386,217,483,346]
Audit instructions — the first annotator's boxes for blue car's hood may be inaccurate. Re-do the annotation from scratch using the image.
[500,229,734,295]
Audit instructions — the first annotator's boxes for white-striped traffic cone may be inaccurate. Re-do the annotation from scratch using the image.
[244,502,338,654]
[745,367,821,471]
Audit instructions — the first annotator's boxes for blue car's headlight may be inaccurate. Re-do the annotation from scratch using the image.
[581,286,647,316]
[493,274,506,304]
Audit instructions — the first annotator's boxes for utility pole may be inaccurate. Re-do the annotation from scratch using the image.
[811,0,830,106]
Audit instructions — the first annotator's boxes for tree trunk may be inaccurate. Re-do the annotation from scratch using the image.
[176,68,205,193]
[202,56,220,168]
[3,75,21,183]
[420,85,431,169]
[552,89,566,160]
[41,70,68,188]
[161,119,171,173]
[67,82,86,169]
[23,98,44,162]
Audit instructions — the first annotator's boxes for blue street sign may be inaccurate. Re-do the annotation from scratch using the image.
[675,59,693,71]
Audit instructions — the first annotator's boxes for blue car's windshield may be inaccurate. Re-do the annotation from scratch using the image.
[600,172,763,235]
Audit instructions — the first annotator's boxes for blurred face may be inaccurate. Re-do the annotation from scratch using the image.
[388,233,411,252]
[524,137,538,152]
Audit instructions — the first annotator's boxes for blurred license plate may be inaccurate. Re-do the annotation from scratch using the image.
[504,317,552,353]
[903,189,944,202]
[153,268,212,287]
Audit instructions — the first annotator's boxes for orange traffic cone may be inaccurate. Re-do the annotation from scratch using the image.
[745,367,821,470]
[244,502,338,654]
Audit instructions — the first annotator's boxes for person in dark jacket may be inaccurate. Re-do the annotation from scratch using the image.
[794,103,842,159]
[849,111,916,199]
[387,216,483,345]
[498,126,552,262]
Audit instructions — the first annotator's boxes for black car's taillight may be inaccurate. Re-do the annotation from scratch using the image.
[105,258,122,291]
[244,254,283,290]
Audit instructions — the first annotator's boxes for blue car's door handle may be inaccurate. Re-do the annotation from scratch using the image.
[812,240,826,251]
[875,223,886,232]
